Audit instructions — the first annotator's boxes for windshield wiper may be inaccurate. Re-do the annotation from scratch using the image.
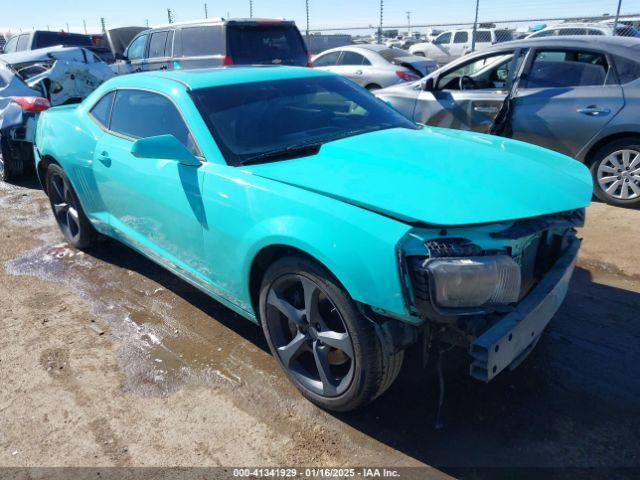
[238,125,399,166]
[239,143,322,166]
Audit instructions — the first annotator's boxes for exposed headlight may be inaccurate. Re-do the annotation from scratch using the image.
[426,256,521,309]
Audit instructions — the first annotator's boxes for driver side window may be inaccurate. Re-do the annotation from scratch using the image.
[127,34,148,61]
[436,51,519,91]
[434,32,451,45]
[4,35,18,53]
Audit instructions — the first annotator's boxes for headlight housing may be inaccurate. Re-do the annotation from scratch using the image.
[426,256,521,309]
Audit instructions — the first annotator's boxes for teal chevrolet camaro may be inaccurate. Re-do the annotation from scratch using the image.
[34,67,593,411]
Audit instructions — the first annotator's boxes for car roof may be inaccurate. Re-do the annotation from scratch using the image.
[352,44,391,52]
[545,23,608,27]
[150,18,295,31]
[108,66,333,90]
[482,35,640,57]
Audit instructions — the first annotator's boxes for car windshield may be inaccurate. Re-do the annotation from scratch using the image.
[226,24,308,66]
[191,75,418,165]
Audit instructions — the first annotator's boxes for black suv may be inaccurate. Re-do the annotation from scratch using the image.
[113,18,310,74]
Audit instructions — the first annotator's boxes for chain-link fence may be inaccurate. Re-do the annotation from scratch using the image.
[304,13,640,53]
[2,2,640,54]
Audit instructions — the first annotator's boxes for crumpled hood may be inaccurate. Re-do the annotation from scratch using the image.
[245,127,593,226]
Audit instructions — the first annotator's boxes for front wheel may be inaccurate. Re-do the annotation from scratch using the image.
[45,164,98,248]
[259,256,403,412]
[590,138,640,207]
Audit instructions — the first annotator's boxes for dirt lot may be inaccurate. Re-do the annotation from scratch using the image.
[1,179,639,478]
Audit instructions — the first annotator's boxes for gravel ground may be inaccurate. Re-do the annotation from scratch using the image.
[0,179,638,478]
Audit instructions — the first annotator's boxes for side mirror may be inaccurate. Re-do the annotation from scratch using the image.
[423,77,435,91]
[114,52,126,61]
[131,135,201,167]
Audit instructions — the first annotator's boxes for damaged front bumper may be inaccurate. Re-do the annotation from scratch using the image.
[470,237,579,381]
[399,213,583,382]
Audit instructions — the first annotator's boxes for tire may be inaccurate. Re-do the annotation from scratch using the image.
[365,84,382,91]
[0,135,24,183]
[589,138,640,208]
[45,163,98,249]
[259,255,403,412]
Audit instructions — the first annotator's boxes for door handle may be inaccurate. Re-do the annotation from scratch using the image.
[355,70,363,75]
[577,106,611,117]
[160,65,168,70]
[474,105,499,113]
[97,151,111,167]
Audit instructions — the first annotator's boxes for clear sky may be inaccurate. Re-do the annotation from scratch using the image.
[2,0,639,34]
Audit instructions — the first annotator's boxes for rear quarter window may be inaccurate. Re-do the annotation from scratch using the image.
[180,26,224,57]
[614,55,640,84]
[90,91,115,129]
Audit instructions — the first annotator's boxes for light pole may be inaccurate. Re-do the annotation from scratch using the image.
[377,0,384,44]
[249,0,253,18]
[406,11,411,36]
[167,8,174,24]
[83,19,87,34]
[305,0,310,42]
[471,0,480,52]
[613,0,623,35]
[204,3,208,19]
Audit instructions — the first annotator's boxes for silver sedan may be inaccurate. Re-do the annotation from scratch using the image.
[312,44,437,91]
[376,36,640,207]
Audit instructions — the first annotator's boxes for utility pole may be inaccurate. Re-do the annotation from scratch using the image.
[613,0,623,35]
[66,22,70,32]
[100,17,106,34]
[406,11,411,35]
[377,0,384,44]
[83,20,87,34]
[305,0,310,42]
[249,0,253,18]
[204,3,208,19]
[471,0,480,52]
[167,8,175,24]
[145,19,149,27]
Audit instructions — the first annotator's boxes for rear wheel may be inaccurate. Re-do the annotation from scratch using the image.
[45,164,98,248]
[0,135,23,183]
[259,256,403,412]
[365,83,382,91]
[590,138,640,207]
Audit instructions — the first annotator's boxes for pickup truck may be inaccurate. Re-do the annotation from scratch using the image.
[409,28,513,65]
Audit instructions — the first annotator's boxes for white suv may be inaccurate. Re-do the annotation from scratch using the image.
[409,28,513,65]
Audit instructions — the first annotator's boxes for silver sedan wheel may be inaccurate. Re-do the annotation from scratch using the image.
[597,149,640,200]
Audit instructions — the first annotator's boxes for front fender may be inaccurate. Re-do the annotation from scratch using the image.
[239,213,412,321]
